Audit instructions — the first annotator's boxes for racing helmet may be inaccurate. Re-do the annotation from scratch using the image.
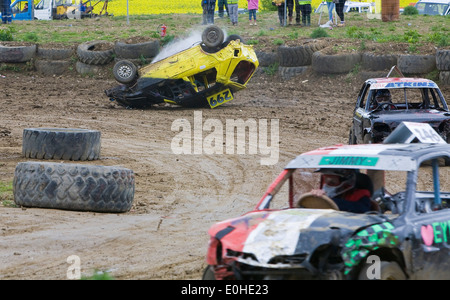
[317,168,356,198]
[374,89,392,103]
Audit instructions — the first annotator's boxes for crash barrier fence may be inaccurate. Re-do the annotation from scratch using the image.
[0,40,449,85]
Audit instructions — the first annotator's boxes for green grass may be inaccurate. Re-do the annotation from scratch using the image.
[0,181,16,207]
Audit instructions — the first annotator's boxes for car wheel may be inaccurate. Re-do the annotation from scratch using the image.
[358,261,406,280]
[202,25,225,49]
[363,134,373,144]
[113,60,138,84]
[202,266,216,280]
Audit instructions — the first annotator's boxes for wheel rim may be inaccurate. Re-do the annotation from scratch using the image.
[205,30,219,44]
[117,65,133,79]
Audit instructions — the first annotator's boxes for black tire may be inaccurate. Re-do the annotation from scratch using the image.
[37,46,75,60]
[202,266,216,280]
[22,128,101,161]
[202,25,225,49]
[114,40,160,60]
[361,53,398,71]
[35,59,70,76]
[312,50,362,74]
[358,261,406,280]
[13,161,135,213]
[0,43,36,63]
[397,54,436,75]
[255,51,279,67]
[77,40,114,65]
[440,71,450,86]
[436,49,450,71]
[113,60,138,84]
[75,61,104,75]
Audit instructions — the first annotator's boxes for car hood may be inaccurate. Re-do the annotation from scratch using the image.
[208,209,386,267]
[371,109,450,127]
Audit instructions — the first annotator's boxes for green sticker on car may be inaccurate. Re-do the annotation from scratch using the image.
[319,156,379,166]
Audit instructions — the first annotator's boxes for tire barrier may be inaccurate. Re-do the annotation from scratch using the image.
[397,54,436,75]
[312,50,362,74]
[13,161,135,213]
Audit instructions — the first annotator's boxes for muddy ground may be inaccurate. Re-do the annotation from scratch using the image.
[0,65,448,280]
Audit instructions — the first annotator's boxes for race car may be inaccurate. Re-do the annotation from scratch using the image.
[105,25,259,109]
[203,138,450,280]
[348,75,450,144]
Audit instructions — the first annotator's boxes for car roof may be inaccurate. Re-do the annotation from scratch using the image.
[285,143,450,171]
[365,77,439,90]
[416,0,449,4]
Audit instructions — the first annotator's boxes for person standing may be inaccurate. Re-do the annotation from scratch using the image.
[298,0,312,26]
[247,0,258,25]
[1,0,12,24]
[335,0,346,26]
[228,0,239,26]
[326,0,335,24]
[295,0,301,25]
[273,0,285,26]
[202,0,216,25]
[218,0,229,18]
[286,0,294,25]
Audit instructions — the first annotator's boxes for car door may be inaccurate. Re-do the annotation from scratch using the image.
[353,83,370,144]
[408,157,450,279]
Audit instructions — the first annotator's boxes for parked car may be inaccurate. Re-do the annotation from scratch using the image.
[348,76,450,144]
[414,0,449,15]
[203,141,450,280]
[105,25,259,109]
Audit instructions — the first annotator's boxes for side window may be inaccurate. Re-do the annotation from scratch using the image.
[357,84,370,109]
[415,157,450,214]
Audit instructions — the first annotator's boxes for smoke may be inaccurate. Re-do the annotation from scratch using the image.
[151,26,228,63]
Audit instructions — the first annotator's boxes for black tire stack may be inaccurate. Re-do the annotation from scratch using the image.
[13,128,135,213]
[35,45,75,76]
[437,49,450,86]
[114,40,160,67]
[76,40,115,75]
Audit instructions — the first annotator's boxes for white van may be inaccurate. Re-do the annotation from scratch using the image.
[414,0,449,15]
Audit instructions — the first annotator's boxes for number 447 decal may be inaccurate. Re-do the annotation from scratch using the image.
[207,89,233,108]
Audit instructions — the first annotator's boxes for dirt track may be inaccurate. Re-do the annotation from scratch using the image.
[0,68,448,279]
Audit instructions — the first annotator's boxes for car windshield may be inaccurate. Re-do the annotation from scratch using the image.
[266,162,450,216]
[366,87,447,111]
[415,2,449,15]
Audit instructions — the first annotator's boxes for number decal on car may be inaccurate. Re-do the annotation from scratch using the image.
[207,89,233,108]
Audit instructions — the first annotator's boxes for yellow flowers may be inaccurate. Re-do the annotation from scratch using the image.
[105,0,414,16]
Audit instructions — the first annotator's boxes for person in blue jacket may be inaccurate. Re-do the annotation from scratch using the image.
[1,0,12,24]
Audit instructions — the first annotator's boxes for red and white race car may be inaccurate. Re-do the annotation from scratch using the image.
[203,138,450,280]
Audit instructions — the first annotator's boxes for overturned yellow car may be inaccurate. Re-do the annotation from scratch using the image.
[105,26,259,109]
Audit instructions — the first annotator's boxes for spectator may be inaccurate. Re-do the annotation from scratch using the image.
[272,0,286,26]
[218,0,229,18]
[201,0,216,25]
[298,0,312,26]
[335,0,346,26]
[1,0,12,24]
[326,0,335,25]
[228,0,238,25]
[295,0,301,25]
[247,0,258,25]
[286,0,294,25]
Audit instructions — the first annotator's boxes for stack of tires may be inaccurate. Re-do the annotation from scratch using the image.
[35,45,75,76]
[437,49,450,86]
[76,40,115,75]
[14,128,135,213]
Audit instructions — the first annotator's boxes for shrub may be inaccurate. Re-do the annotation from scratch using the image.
[0,27,13,41]
[403,5,419,15]
[310,28,329,38]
